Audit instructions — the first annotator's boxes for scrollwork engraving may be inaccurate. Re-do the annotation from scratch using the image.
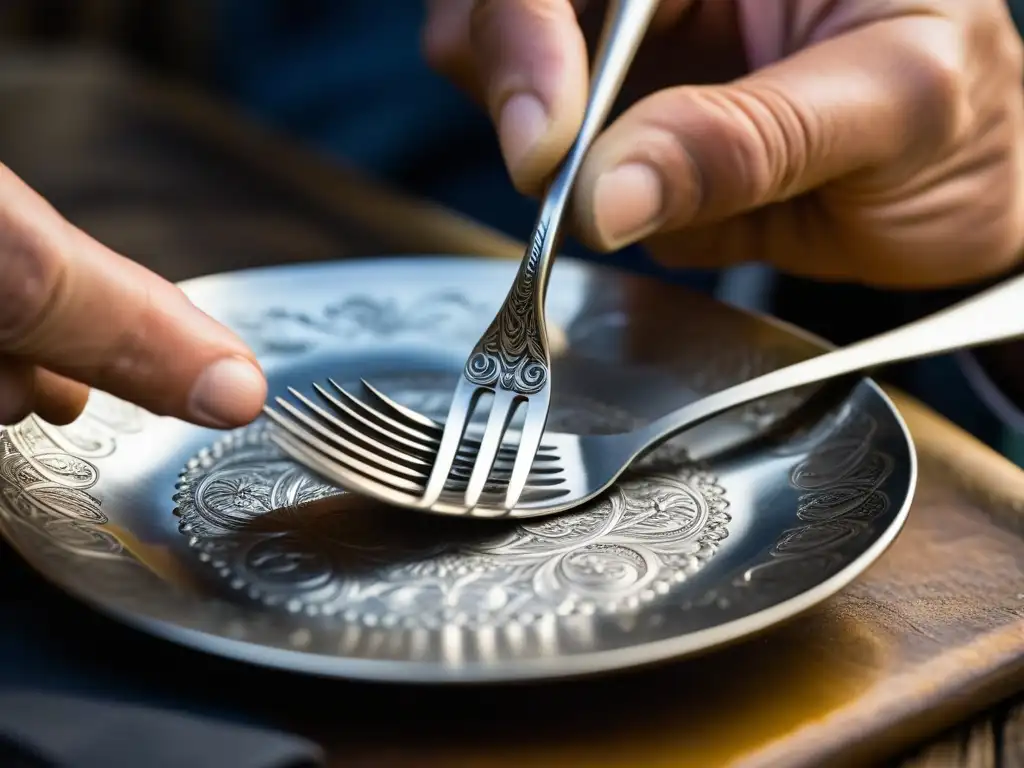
[737,410,893,587]
[0,392,145,563]
[0,283,908,668]
[174,376,732,629]
[232,292,489,357]
[463,222,550,394]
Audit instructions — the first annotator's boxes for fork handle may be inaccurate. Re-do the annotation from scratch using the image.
[637,272,1024,449]
[529,0,662,305]
[464,0,660,396]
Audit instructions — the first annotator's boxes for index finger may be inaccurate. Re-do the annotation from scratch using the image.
[0,165,266,428]
[467,0,590,194]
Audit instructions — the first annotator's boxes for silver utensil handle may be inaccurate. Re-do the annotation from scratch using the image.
[463,0,659,395]
[640,272,1024,446]
[528,0,661,303]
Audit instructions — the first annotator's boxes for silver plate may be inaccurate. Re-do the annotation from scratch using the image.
[0,256,915,683]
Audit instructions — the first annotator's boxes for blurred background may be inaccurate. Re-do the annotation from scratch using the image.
[0,1,211,81]
[0,0,546,244]
[0,0,694,273]
[0,0,1013,450]
[0,1,541,277]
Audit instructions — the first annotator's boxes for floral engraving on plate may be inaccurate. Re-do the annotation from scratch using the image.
[737,407,894,587]
[0,284,904,665]
[232,291,489,356]
[174,378,731,629]
[0,393,144,567]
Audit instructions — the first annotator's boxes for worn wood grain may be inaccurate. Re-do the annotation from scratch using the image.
[895,701,1024,768]
[1004,702,1024,768]
[901,735,971,768]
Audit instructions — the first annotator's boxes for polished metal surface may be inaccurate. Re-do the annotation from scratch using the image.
[266,0,661,515]
[271,271,1024,519]
[0,256,914,683]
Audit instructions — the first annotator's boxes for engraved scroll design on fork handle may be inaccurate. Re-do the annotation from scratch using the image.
[464,222,551,395]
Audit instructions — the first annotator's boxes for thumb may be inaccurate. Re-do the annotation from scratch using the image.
[0,166,266,427]
[572,16,966,250]
[468,0,589,194]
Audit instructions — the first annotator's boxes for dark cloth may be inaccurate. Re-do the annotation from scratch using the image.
[0,549,327,768]
[0,691,323,768]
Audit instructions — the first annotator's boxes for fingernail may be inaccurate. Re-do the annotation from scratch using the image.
[499,92,549,172]
[188,356,266,428]
[592,162,665,247]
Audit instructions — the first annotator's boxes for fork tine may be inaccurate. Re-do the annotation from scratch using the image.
[327,378,438,445]
[312,383,433,457]
[267,407,571,515]
[353,379,559,459]
[285,387,490,477]
[326,380,559,466]
[276,387,565,489]
[503,394,549,510]
[272,424,569,516]
[263,405,425,492]
[267,429,424,506]
[275,389,563,488]
[283,387,433,467]
[357,379,560,455]
[359,379,441,433]
[419,378,484,508]
[273,378,567,511]
[271,396,427,480]
[308,382,515,472]
[464,390,521,509]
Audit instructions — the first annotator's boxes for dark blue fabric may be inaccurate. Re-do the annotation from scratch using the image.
[211,1,550,249]
[0,689,322,767]
[0,547,274,729]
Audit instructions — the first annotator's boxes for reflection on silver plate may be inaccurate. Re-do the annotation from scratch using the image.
[0,257,915,683]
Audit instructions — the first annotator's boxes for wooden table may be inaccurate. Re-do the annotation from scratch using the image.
[902,710,1024,767]
[2,48,1024,768]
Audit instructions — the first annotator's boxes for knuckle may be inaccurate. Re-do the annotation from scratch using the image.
[469,0,575,75]
[991,12,1024,79]
[906,44,971,149]
[973,0,1024,77]
[649,87,806,219]
[421,14,459,72]
[727,86,817,204]
[1005,30,1024,78]
[0,211,68,350]
[91,288,160,394]
[467,0,499,52]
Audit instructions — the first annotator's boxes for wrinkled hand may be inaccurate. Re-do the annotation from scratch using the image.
[0,165,267,427]
[424,0,1024,287]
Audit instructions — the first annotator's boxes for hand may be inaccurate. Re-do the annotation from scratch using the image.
[424,0,1024,287]
[0,164,267,427]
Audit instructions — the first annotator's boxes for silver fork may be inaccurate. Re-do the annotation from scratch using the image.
[266,0,660,514]
[265,271,1024,518]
